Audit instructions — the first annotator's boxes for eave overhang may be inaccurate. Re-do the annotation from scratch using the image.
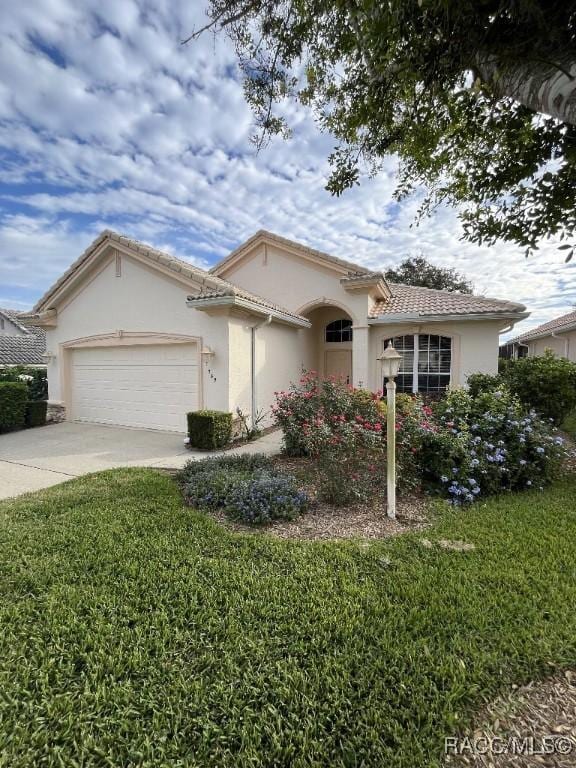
[17,309,58,328]
[368,311,530,325]
[186,295,311,328]
[512,320,576,344]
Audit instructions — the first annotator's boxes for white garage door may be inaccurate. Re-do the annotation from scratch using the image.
[71,344,198,432]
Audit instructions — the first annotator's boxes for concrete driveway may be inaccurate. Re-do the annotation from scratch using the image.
[0,422,282,500]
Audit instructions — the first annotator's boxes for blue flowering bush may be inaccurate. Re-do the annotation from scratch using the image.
[224,473,309,524]
[420,388,568,504]
[179,453,308,524]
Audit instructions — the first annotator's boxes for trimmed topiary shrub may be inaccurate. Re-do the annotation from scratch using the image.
[25,400,48,428]
[0,366,47,401]
[0,382,27,431]
[187,410,233,450]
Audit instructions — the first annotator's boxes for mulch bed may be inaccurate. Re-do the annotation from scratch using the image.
[208,455,431,541]
[445,672,576,767]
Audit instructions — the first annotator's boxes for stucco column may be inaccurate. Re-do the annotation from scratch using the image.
[352,325,370,390]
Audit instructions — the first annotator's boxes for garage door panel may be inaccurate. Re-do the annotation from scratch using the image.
[70,344,198,432]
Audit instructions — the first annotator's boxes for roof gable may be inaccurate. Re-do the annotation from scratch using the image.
[0,308,31,335]
[210,230,374,279]
[31,231,309,327]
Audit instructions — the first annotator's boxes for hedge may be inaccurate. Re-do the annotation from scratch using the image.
[0,382,28,431]
[187,410,233,450]
[25,400,48,428]
[0,366,47,401]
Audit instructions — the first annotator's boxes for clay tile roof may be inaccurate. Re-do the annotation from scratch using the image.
[33,231,308,325]
[341,271,386,284]
[507,310,576,343]
[0,308,46,365]
[369,283,526,319]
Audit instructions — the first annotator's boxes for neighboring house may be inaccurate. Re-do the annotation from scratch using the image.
[0,307,46,367]
[22,230,528,433]
[501,310,576,361]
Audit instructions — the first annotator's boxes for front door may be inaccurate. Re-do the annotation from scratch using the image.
[325,349,352,384]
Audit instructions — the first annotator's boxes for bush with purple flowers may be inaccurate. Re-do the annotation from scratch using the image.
[179,453,308,524]
[224,473,309,524]
[423,388,568,504]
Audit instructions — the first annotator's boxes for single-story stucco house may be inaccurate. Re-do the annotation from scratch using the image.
[501,310,576,361]
[0,307,46,367]
[23,230,528,432]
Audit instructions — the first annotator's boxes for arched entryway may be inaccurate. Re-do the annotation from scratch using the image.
[300,303,354,383]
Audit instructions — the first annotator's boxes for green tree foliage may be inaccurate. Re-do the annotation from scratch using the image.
[384,255,472,292]
[192,1,576,258]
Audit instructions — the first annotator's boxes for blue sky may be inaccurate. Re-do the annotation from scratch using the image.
[1,0,574,337]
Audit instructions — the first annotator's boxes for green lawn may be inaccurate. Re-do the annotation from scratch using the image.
[1,470,576,767]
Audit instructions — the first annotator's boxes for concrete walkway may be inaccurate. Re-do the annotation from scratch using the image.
[0,422,283,500]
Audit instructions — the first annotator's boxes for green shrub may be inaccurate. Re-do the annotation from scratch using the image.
[224,473,308,524]
[24,400,47,428]
[302,414,385,505]
[187,410,233,450]
[180,454,275,511]
[500,351,576,424]
[0,382,27,431]
[424,388,568,503]
[0,366,47,401]
[466,372,505,398]
[179,453,272,483]
[180,453,307,524]
[183,468,246,510]
[273,371,385,457]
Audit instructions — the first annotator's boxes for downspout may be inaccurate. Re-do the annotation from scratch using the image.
[251,315,272,429]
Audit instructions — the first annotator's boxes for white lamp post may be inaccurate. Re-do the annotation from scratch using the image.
[377,343,403,519]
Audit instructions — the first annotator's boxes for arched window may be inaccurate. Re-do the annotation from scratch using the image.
[325,318,353,342]
[384,334,451,393]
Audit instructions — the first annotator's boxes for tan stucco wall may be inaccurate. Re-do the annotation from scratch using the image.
[45,253,230,412]
[219,242,370,322]
[528,331,576,361]
[227,315,302,424]
[220,241,505,392]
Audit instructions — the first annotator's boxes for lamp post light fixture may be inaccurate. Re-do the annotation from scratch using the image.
[377,342,403,519]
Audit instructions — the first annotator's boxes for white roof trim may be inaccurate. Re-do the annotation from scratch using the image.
[186,295,312,328]
[368,311,530,324]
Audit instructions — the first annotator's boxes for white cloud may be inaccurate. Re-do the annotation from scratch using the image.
[0,0,574,336]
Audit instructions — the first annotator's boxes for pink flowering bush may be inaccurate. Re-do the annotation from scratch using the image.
[302,410,386,505]
[273,373,386,504]
[272,372,385,457]
[274,374,569,508]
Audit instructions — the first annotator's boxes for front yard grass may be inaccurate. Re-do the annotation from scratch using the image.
[1,469,576,767]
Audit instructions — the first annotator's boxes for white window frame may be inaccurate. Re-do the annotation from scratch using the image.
[384,333,452,393]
